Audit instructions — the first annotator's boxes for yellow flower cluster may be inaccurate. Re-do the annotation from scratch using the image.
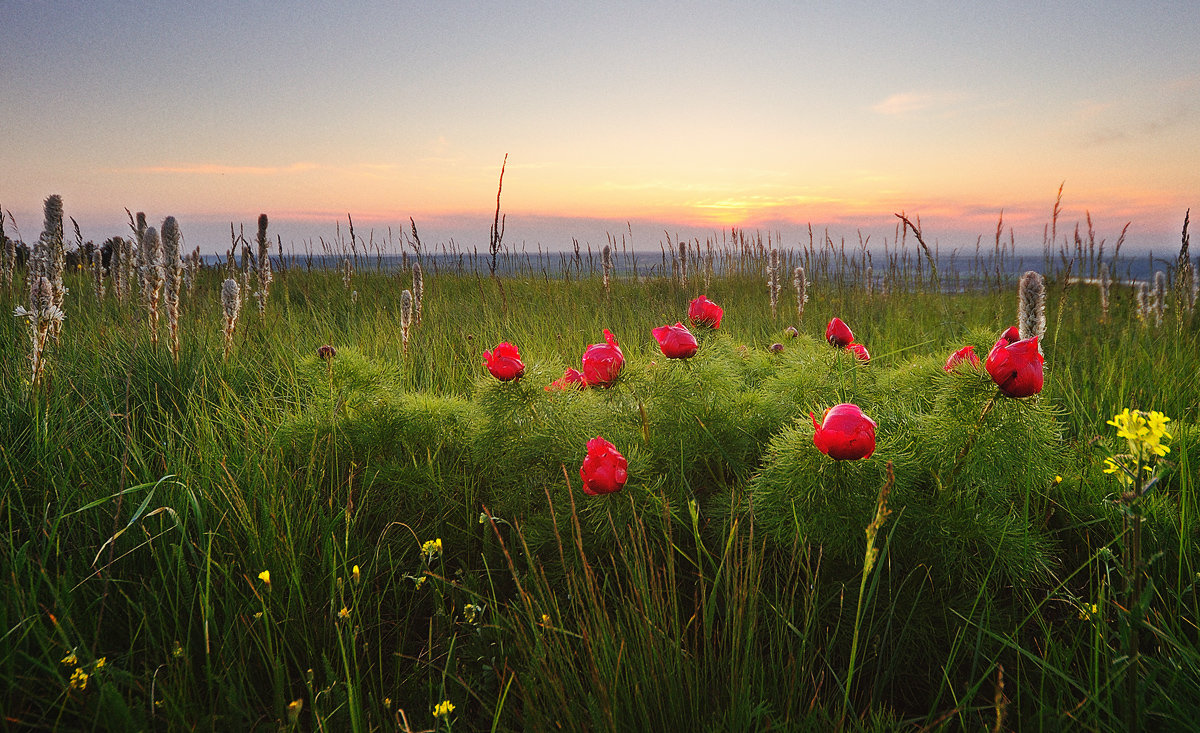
[432,699,455,718]
[422,538,443,562]
[69,667,89,690]
[1103,409,1172,488]
[1108,409,1171,460]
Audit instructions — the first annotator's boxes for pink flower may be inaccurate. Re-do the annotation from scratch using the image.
[581,329,624,388]
[580,436,628,495]
[651,322,698,359]
[825,317,854,348]
[688,295,723,329]
[985,335,1044,398]
[545,367,586,391]
[482,342,525,381]
[811,403,877,460]
[846,343,870,361]
[943,345,981,372]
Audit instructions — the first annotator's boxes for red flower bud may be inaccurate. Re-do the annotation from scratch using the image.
[825,317,854,347]
[811,403,877,460]
[482,342,525,381]
[985,335,1044,397]
[651,322,698,359]
[688,295,723,329]
[580,436,628,495]
[943,345,980,372]
[317,344,336,360]
[581,329,624,388]
[846,343,870,361]
[545,367,586,391]
[997,326,1020,346]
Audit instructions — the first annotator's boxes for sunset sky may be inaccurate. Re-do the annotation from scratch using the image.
[3,1,1197,254]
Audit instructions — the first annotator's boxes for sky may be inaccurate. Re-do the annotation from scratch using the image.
[2,1,1197,255]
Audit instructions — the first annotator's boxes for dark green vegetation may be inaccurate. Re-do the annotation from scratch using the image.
[2,246,1198,731]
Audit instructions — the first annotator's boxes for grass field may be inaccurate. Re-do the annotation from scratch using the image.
[3,228,1199,731]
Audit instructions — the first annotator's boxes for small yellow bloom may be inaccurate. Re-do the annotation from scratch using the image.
[338,606,350,620]
[383,697,392,709]
[1079,603,1101,621]
[422,538,443,562]
[61,651,77,666]
[287,698,304,723]
[541,613,550,625]
[415,576,427,589]
[463,603,480,623]
[94,657,106,670]
[352,565,361,584]
[432,700,455,718]
[69,667,89,690]
[172,641,184,659]
[1054,475,1063,484]
[258,570,271,587]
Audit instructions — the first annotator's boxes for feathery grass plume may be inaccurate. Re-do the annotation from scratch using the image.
[1136,282,1150,327]
[91,236,105,300]
[254,213,272,315]
[1017,271,1046,343]
[704,241,714,291]
[141,226,165,346]
[1176,209,1195,317]
[13,275,63,387]
[400,288,413,354]
[412,261,424,326]
[120,235,135,302]
[1098,261,1111,322]
[221,277,241,359]
[1153,270,1166,327]
[41,195,67,341]
[0,204,12,292]
[131,210,147,297]
[161,217,184,360]
[601,244,612,296]
[678,240,688,287]
[342,257,353,290]
[793,266,808,322]
[767,247,780,318]
[184,247,200,297]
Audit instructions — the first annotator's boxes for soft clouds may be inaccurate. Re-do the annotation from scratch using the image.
[871,91,967,117]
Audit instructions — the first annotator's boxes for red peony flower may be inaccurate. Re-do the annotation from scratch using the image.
[482,342,525,381]
[580,436,628,495]
[581,329,624,388]
[825,317,854,347]
[985,334,1044,397]
[545,367,586,391]
[846,343,870,361]
[943,345,980,372]
[651,322,699,359]
[811,403,877,460]
[688,295,724,329]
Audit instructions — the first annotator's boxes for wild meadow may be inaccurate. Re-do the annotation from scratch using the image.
[2,201,1199,731]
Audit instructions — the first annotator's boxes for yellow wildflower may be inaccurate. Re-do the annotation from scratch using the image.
[69,668,89,690]
[172,641,184,659]
[541,613,551,626]
[352,565,361,584]
[287,698,304,723]
[1079,603,1101,621]
[432,700,455,718]
[422,538,443,562]
[338,606,350,620]
[415,576,427,589]
[60,651,77,666]
[1103,457,1134,487]
[463,603,480,623]
[94,657,106,670]
[1054,475,1063,484]
[258,570,271,587]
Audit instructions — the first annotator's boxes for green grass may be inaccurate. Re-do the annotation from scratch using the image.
[2,247,1198,731]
